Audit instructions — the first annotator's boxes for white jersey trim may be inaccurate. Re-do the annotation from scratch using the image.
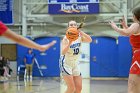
[130,61,140,70]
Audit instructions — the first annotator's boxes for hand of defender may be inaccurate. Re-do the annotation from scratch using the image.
[120,16,128,29]
[39,40,57,52]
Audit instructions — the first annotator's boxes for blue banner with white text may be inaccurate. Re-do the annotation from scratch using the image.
[48,0,99,14]
[0,0,13,24]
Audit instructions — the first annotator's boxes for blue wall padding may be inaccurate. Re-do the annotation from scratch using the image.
[90,36,132,77]
[118,36,132,77]
[90,36,118,77]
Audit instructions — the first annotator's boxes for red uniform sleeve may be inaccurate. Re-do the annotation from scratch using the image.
[0,21,8,35]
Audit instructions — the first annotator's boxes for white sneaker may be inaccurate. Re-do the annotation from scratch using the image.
[30,76,32,80]
[27,75,29,79]
[4,77,8,80]
[0,77,7,82]
[0,77,5,81]
[7,74,11,78]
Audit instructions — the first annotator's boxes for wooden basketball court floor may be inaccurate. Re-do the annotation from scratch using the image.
[0,78,128,93]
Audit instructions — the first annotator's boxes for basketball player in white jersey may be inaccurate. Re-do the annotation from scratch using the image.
[60,20,92,93]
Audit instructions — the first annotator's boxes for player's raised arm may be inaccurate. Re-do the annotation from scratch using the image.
[0,21,56,51]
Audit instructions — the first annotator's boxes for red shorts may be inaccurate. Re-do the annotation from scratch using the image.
[0,21,8,35]
[130,50,140,74]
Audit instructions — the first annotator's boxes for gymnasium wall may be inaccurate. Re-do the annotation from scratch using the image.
[16,36,132,77]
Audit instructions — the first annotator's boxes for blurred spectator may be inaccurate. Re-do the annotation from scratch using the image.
[24,49,35,80]
[0,56,6,81]
[5,58,13,77]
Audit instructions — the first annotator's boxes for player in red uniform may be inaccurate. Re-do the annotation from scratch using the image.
[0,21,56,51]
[109,7,140,93]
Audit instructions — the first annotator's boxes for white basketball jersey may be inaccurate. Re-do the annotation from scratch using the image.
[64,36,82,64]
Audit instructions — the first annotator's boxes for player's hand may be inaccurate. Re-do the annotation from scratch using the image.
[109,21,119,32]
[79,31,83,36]
[120,16,125,26]
[39,40,57,52]
[68,39,73,45]
[109,21,116,28]
[120,16,128,29]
